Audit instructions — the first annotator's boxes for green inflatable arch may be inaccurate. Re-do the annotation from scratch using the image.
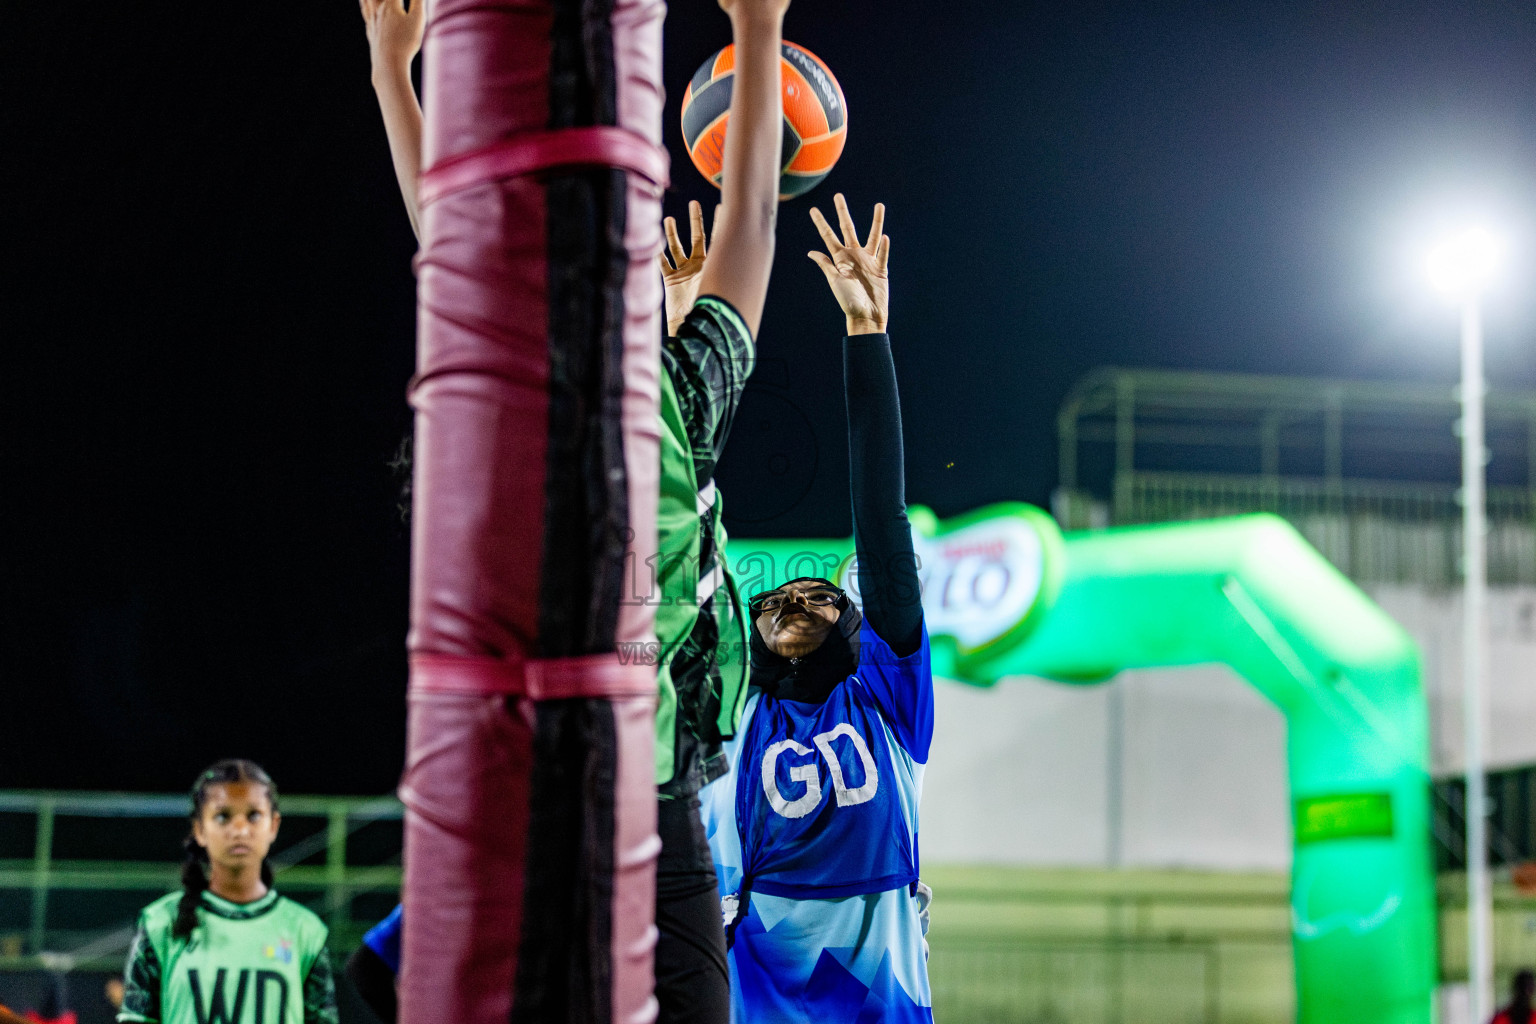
[733,506,1435,1024]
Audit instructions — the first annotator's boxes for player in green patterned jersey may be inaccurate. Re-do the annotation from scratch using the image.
[118,760,338,1024]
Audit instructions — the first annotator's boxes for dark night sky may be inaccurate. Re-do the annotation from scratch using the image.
[5,1,1536,793]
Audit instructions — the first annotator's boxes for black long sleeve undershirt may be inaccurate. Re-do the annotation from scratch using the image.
[845,334,922,658]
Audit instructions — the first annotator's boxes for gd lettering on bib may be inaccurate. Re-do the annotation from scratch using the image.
[734,623,930,899]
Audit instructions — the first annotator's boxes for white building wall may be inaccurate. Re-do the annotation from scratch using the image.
[921,586,1536,870]
[923,665,1290,869]
[1115,666,1290,869]
[921,676,1109,865]
[1366,585,1536,774]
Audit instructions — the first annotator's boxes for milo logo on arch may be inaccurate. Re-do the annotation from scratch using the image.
[840,503,1064,659]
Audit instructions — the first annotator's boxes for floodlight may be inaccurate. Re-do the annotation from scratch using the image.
[1425,225,1504,297]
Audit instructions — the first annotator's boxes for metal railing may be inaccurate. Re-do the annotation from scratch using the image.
[924,867,1292,1023]
[930,936,1222,1024]
[1433,764,1536,872]
[927,862,1536,1023]
[1057,473,1536,584]
[0,791,402,971]
[1056,368,1536,500]
[10,789,1536,1021]
[1054,367,1536,585]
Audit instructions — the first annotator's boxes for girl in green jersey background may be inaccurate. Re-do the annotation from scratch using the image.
[118,761,338,1024]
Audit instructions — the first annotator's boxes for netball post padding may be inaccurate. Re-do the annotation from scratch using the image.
[399,1,667,1022]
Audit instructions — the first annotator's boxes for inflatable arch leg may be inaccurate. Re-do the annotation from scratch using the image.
[736,511,1437,1024]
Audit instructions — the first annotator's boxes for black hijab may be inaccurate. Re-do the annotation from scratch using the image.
[748,577,863,704]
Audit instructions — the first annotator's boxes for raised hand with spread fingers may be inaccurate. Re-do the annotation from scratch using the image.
[808,193,890,336]
[658,200,722,336]
[360,0,425,78]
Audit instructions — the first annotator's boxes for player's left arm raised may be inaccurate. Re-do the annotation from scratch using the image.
[808,192,890,336]
[809,195,921,657]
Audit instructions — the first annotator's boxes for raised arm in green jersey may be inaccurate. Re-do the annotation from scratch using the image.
[654,295,756,794]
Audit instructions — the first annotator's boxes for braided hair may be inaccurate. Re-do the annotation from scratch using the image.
[172,759,279,941]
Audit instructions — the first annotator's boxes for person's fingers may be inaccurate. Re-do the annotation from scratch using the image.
[664,216,685,264]
[864,203,885,253]
[688,200,705,257]
[809,206,841,253]
[807,251,837,276]
[712,204,724,241]
[407,0,426,21]
[360,0,376,22]
[658,251,675,275]
[833,192,859,249]
[876,234,890,273]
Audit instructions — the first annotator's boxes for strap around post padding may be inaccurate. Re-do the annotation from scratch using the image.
[419,126,671,208]
[411,652,656,700]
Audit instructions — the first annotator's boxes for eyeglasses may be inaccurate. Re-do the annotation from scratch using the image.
[750,588,842,615]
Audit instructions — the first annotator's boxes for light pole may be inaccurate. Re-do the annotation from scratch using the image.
[1460,292,1491,1024]
[1428,225,1503,1024]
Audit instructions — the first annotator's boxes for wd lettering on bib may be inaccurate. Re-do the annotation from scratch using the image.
[188,967,290,1024]
[189,968,245,1024]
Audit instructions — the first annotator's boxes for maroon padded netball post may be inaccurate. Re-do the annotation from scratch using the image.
[398,1,667,1022]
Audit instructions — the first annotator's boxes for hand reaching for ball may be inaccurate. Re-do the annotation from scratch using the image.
[658,200,721,336]
[808,193,890,335]
[360,0,424,76]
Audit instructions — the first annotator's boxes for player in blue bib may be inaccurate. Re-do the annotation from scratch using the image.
[700,194,934,1024]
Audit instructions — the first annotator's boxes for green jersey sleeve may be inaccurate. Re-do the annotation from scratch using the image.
[654,294,756,791]
[118,915,163,1023]
[302,948,339,1024]
[664,294,756,482]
